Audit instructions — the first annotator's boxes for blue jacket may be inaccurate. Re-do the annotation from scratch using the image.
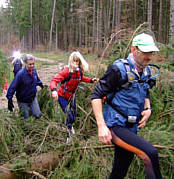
[92,55,152,133]
[7,67,43,103]
[103,57,152,132]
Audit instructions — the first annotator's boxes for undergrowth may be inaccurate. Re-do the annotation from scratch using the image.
[0,46,174,178]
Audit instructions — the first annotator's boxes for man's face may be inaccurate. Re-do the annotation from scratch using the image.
[133,47,153,69]
[26,59,35,71]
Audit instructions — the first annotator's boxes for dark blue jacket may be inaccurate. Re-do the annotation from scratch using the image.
[7,67,43,103]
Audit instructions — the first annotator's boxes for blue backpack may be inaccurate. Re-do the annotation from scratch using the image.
[13,59,22,75]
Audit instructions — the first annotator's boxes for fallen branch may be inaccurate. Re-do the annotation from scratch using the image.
[35,124,50,154]
[0,142,173,179]
[124,22,149,58]
[0,135,11,160]
[95,29,126,79]
[77,104,96,124]
[159,108,174,118]
[27,171,47,179]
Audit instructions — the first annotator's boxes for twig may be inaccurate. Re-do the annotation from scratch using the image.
[79,108,93,132]
[27,171,47,179]
[35,124,50,154]
[60,143,174,156]
[95,29,126,79]
[77,104,96,124]
[153,144,174,150]
[158,108,174,118]
[124,22,149,58]
[0,134,11,160]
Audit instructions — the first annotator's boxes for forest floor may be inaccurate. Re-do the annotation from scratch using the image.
[0,57,65,110]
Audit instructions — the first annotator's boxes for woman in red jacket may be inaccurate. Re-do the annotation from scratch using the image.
[50,51,98,142]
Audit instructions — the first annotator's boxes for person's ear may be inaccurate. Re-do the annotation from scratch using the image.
[131,46,136,53]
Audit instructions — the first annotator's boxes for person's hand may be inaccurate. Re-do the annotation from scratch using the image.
[40,83,44,89]
[98,124,112,145]
[92,78,99,83]
[40,84,48,89]
[8,99,14,112]
[52,91,58,101]
[138,109,152,128]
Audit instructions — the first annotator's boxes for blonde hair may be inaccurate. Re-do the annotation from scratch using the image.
[68,51,89,72]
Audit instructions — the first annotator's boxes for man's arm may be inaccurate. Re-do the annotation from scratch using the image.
[138,98,152,128]
[91,99,112,145]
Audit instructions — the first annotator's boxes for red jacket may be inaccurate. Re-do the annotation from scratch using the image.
[50,67,92,100]
[3,76,7,90]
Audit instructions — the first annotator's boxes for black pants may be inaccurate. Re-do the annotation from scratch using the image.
[109,125,162,179]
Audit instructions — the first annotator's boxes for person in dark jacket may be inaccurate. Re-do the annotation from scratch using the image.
[11,50,24,76]
[6,54,43,119]
[91,33,162,179]
[50,51,98,142]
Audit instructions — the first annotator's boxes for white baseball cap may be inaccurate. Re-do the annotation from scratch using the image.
[132,33,159,52]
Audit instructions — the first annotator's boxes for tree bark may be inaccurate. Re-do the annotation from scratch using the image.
[49,0,56,51]
[147,0,152,29]
[112,0,116,30]
[116,0,121,26]
[92,0,96,53]
[158,0,163,42]
[0,152,60,179]
[170,0,174,37]
[28,0,33,50]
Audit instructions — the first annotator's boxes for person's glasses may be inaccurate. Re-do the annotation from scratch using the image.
[136,47,153,55]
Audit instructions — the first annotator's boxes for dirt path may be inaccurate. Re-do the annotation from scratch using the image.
[0,58,65,110]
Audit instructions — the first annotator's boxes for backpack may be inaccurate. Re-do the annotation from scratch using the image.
[105,59,160,120]
[111,58,160,91]
[60,67,83,84]
[13,59,22,74]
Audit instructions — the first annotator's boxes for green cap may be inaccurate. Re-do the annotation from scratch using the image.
[132,33,159,52]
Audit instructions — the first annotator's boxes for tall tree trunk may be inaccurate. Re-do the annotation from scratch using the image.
[158,0,163,42]
[92,0,96,53]
[55,23,58,50]
[72,16,76,47]
[49,0,56,51]
[116,0,121,26]
[147,0,152,30]
[104,0,111,37]
[79,17,82,47]
[63,16,68,50]
[112,0,116,30]
[78,0,83,48]
[170,0,174,38]
[97,0,102,57]
[133,0,137,29]
[29,0,33,50]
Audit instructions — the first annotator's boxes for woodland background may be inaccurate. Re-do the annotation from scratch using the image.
[0,0,174,179]
[0,0,174,54]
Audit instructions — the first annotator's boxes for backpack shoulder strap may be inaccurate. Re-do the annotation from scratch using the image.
[61,67,72,84]
[105,59,130,102]
[79,68,83,80]
[116,58,131,89]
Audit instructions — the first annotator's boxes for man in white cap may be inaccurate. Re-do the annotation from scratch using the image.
[91,33,162,178]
